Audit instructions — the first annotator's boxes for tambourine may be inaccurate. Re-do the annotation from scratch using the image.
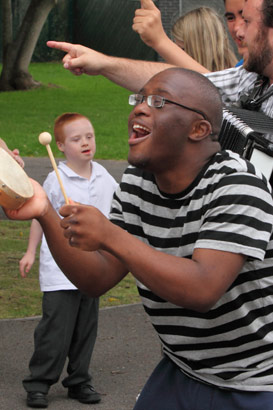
[0,148,34,210]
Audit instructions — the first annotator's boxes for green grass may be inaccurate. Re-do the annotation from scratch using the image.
[0,62,132,159]
[0,221,140,319]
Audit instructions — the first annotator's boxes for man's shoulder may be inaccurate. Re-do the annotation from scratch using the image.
[209,151,272,191]
[206,66,258,87]
[211,150,254,172]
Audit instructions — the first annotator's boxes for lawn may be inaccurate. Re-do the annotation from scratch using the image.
[0,62,132,159]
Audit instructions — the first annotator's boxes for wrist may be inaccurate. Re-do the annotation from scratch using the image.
[153,33,173,53]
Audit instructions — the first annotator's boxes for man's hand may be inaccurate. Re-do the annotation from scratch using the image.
[132,0,167,49]
[4,179,49,221]
[47,41,111,77]
[59,204,113,252]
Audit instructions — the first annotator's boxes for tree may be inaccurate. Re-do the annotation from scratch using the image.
[0,0,57,91]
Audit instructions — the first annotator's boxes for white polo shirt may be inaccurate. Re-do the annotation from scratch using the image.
[39,160,118,291]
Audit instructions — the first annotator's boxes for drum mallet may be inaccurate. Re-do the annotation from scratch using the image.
[38,132,69,204]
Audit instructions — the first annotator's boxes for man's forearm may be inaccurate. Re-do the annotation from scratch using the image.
[47,40,172,92]
[101,56,173,92]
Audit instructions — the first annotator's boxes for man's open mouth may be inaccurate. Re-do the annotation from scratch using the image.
[132,124,151,139]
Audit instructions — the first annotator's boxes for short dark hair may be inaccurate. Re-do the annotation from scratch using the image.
[163,67,223,132]
[261,0,273,28]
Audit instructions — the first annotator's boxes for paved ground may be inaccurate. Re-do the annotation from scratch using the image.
[0,158,161,409]
[0,304,161,410]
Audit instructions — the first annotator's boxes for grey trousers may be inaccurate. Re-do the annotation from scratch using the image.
[23,290,99,393]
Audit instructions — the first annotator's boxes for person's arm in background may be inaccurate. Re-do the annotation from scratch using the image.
[132,0,209,73]
[47,41,172,92]
[19,219,43,278]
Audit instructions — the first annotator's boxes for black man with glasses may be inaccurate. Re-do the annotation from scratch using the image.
[128,94,209,120]
[6,68,273,410]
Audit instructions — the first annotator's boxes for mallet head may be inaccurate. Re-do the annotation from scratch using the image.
[38,132,52,146]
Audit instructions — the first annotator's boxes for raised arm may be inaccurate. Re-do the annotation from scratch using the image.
[47,40,172,92]
[132,0,209,73]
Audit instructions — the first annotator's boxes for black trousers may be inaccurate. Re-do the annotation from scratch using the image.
[23,290,99,393]
[134,356,273,410]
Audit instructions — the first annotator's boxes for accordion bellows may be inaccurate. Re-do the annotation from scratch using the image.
[219,107,273,182]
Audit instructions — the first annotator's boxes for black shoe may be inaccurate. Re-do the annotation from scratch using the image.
[27,392,48,408]
[68,384,101,404]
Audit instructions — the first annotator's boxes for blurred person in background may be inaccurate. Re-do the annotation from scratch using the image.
[132,0,246,72]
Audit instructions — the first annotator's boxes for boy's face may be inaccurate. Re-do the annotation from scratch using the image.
[57,117,96,164]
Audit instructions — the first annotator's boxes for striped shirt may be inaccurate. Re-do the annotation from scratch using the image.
[206,66,273,121]
[110,150,273,391]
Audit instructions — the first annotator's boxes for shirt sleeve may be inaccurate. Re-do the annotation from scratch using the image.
[195,172,273,260]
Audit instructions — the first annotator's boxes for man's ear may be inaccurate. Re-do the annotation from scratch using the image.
[189,120,212,142]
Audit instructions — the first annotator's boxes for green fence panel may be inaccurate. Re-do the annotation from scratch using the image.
[74,0,157,61]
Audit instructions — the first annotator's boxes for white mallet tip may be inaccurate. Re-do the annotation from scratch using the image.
[39,132,52,146]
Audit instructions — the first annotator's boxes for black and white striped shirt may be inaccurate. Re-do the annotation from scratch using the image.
[110,150,273,391]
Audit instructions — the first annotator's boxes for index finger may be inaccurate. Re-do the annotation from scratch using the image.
[47,41,73,53]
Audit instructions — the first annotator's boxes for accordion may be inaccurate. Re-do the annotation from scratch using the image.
[219,106,273,182]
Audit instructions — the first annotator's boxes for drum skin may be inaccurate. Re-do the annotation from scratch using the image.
[0,148,34,210]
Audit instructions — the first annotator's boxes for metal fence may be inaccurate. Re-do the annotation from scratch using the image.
[0,0,226,63]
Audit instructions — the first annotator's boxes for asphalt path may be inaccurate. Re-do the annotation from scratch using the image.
[0,304,161,410]
[0,158,162,409]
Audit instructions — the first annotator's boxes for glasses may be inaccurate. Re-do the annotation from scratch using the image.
[129,94,208,121]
